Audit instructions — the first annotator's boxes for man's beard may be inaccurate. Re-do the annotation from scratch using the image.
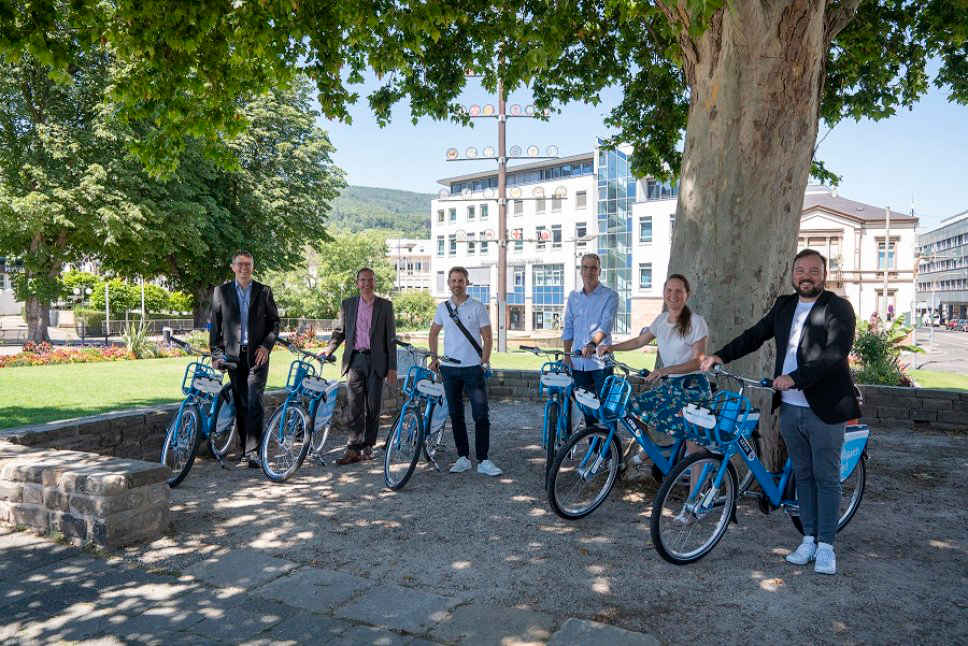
[793,279,823,298]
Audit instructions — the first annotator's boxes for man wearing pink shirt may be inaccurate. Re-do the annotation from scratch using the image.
[322,268,398,464]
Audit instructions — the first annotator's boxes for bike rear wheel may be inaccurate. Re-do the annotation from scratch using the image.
[421,405,448,466]
[207,386,237,459]
[790,454,866,535]
[260,405,311,482]
[384,408,423,490]
[651,451,738,565]
[547,427,622,520]
[544,400,561,489]
[161,405,201,488]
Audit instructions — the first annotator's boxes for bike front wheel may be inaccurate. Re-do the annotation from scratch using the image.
[547,426,622,520]
[384,408,423,490]
[260,405,311,482]
[161,405,201,488]
[789,454,866,535]
[651,451,737,565]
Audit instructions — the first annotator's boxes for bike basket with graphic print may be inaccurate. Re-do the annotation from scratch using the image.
[680,390,758,447]
[286,359,317,391]
[314,382,342,431]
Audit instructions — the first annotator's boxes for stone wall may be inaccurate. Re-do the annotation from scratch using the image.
[0,384,405,462]
[0,442,170,547]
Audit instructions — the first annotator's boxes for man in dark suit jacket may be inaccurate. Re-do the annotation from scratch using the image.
[322,267,397,464]
[701,248,860,576]
[210,250,280,467]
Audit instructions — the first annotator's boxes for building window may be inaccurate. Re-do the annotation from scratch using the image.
[437,209,444,223]
[536,198,546,214]
[576,191,587,209]
[467,232,476,254]
[449,208,457,222]
[639,216,653,243]
[536,226,547,250]
[480,204,488,220]
[877,238,897,269]
[552,224,562,249]
[467,205,475,221]
[436,236,444,257]
[514,200,523,216]
[480,232,489,254]
[448,234,457,256]
[513,228,523,252]
[576,222,587,249]
[552,197,562,212]
[639,263,653,289]
[646,179,679,200]
[436,271,445,292]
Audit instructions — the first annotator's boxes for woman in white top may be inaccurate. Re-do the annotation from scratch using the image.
[597,274,711,432]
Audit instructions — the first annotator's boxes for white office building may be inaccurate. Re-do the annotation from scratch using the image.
[430,143,917,336]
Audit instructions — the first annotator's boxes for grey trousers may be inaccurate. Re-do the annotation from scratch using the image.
[345,351,385,450]
[779,403,845,544]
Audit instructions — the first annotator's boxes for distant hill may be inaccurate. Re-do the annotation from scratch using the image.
[329,185,434,237]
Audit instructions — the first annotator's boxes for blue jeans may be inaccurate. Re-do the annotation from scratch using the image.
[572,368,613,427]
[780,404,845,544]
[440,365,490,461]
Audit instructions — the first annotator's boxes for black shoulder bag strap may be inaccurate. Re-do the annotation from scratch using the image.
[445,301,483,358]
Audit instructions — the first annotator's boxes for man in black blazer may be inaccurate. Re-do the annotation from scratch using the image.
[701,248,860,576]
[322,268,397,464]
[210,250,280,467]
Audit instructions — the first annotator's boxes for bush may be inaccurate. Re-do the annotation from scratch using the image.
[0,341,185,369]
[852,318,920,386]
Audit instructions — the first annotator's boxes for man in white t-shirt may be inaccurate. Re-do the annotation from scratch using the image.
[702,249,860,576]
[429,267,502,476]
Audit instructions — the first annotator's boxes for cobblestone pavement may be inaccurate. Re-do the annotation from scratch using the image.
[2,401,966,645]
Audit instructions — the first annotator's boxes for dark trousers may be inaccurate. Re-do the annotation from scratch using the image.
[780,403,845,544]
[572,367,613,427]
[440,365,490,461]
[346,351,385,450]
[229,350,269,455]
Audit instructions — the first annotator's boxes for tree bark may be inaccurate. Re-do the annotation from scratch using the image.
[667,1,830,466]
[192,284,214,330]
[24,293,51,343]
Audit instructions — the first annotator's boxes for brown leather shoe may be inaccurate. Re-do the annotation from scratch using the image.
[335,449,362,465]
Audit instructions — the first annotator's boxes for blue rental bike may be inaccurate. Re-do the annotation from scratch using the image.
[650,365,869,565]
[259,336,340,482]
[161,335,238,488]
[547,356,706,519]
[383,340,459,490]
[519,346,576,488]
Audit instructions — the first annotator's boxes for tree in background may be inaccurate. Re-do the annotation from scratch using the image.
[394,289,437,330]
[267,233,395,319]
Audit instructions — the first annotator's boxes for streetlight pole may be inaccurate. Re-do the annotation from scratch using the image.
[497,75,508,353]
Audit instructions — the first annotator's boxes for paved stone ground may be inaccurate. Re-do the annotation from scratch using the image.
[2,400,966,645]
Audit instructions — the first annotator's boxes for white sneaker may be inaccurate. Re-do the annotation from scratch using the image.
[785,537,817,565]
[477,459,503,476]
[449,456,472,473]
[814,543,837,575]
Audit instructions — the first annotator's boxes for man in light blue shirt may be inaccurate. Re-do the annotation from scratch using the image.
[235,280,252,346]
[562,253,618,428]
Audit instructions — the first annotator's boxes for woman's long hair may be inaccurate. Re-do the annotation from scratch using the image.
[666,274,692,337]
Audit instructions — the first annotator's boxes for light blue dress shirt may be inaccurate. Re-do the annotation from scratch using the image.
[235,281,252,346]
[562,283,618,371]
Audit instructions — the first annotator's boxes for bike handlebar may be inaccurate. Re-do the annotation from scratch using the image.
[392,338,461,365]
[709,364,775,391]
[599,353,651,379]
[276,336,335,365]
[169,335,237,371]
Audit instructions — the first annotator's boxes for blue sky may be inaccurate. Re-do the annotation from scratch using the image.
[320,75,968,232]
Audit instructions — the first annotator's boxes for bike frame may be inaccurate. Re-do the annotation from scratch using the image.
[539,360,574,450]
[272,357,326,442]
[169,357,231,465]
[393,363,444,464]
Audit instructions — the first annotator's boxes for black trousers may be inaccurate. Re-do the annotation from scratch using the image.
[228,350,269,455]
[345,351,385,450]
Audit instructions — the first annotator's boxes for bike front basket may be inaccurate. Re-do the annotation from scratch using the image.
[680,391,758,447]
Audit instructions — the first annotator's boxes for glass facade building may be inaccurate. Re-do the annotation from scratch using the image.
[597,147,633,333]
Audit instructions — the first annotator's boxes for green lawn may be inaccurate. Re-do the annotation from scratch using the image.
[0,348,656,430]
[909,370,968,391]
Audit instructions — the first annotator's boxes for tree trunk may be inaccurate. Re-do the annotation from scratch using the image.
[667,1,829,466]
[25,294,51,343]
[192,284,214,330]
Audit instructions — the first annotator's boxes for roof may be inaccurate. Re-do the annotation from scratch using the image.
[436,152,594,186]
[802,186,917,224]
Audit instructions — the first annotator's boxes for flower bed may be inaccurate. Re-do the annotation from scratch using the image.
[0,342,184,369]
